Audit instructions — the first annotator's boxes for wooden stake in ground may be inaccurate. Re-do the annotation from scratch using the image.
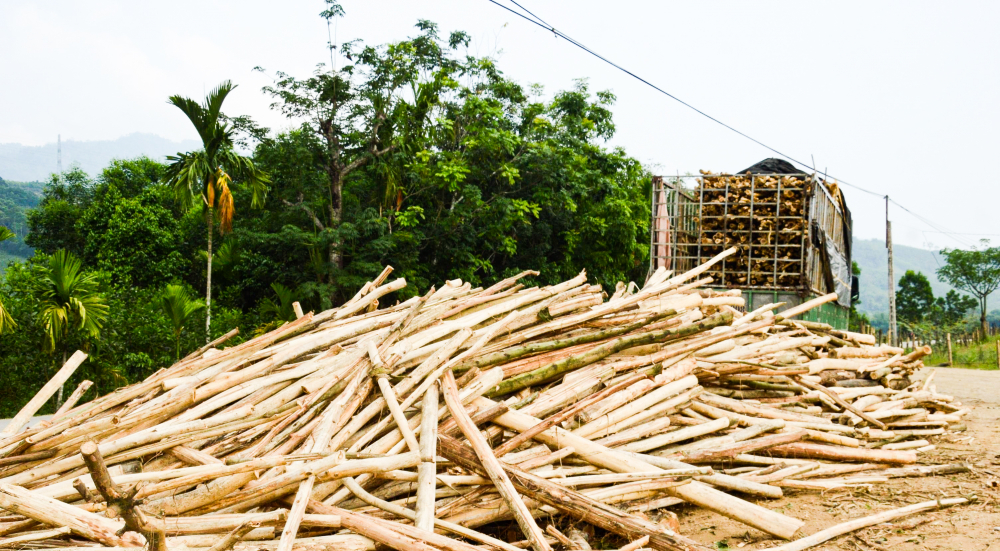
[441,370,552,551]
[761,498,967,551]
[947,333,953,366]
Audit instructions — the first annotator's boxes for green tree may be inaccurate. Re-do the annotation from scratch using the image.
[0,225,15,332]
[938,240,1000,337]
[165,81,269,341]
[24,167,93,257]
[896,270,935,324]
[32,249,109,406]
[160,284,205,360]
[932,290,978,326]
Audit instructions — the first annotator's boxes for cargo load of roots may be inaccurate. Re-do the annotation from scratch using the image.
[0,248,969,551]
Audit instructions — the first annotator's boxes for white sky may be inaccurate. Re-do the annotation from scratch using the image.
[1,0,998,250]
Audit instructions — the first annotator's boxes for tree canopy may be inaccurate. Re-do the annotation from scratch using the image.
[0,17,651,417]
[938,240,1000,336]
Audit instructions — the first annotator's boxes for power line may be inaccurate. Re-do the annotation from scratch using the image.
[486,0,978,248]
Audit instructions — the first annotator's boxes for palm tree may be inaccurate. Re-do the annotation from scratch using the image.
[32,249,109,407]
[165,81,268,342]
[261,282,297,323]
[160,284,205,361]
[0,226,16,333]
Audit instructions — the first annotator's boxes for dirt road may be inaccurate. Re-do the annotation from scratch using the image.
[672,367,1000,551]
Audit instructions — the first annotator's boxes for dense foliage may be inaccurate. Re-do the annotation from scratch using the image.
[938,240,1000,337]
[895,269,979,342]
[0,19,650,416]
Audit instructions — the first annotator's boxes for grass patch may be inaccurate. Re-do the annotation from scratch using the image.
[925,334,1000,370]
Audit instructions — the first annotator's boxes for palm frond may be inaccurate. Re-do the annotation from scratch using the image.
[167,96,209,144]
[164,150,210,210]
[0,226,14,242]
[33,250,109,352]
[262,282,296,322]
[0,299,15,334]
[219,150,270,208]
[160,284,205,336]
[203,81,235,128]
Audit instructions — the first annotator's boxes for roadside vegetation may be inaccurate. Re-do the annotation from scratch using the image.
[0,3,650,416]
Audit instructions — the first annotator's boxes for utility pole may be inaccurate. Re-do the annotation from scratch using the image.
[886,196,898,347]
[57,134,62,174]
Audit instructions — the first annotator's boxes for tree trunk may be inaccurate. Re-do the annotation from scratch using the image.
[980,297,988,341]
[205,206,214,344]
[328,173,343,270]
[55,349,66,410]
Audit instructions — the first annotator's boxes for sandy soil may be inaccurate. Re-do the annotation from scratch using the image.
[670,367,1000,551]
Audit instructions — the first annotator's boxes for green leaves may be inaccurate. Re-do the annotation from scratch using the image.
[261,282,297,323]
[32,250,109,353]
[160,284,205,338]
[938,240,1000,333]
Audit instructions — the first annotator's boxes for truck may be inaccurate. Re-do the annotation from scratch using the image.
[649,158,857,329]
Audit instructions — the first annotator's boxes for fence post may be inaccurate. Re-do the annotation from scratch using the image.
[947,333,953,366]
[996,340,999,370]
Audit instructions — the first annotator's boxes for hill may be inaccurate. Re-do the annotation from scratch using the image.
[0,177,42,268]
[0,133,199,182]
[851,237,996,317]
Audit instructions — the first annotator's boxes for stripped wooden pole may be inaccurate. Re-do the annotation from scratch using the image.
[2,351,87,436]
[414,381,439,532]
[441,371,552,551]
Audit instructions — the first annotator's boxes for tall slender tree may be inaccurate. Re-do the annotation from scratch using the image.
[32,249,109,407]
[0,226,15,333]
[165,81,269,341]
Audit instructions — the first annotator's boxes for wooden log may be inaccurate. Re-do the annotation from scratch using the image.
[760,498,966,551]
[414,381,438,532]
[438,435,710,551]
[338,476,520,551]
[495,372,648,457]
[790,376,886,429]
[0,449,57,468]
[673,430,806,464]
[2,350,87,436]
[621,417,729,453]
[469,396,804,540]
[306,500,472,551]
[440,371,551,551]
[0,483,142,547]
[491,313,733,396]
[52,380,93,419]
[694,473,783,499]
[0,526,71,548]
[208,521,261,551]
[80,441,166,551]
[765,442,916,464]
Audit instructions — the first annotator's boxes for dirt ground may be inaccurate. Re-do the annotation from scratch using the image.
[673,367,1000,551]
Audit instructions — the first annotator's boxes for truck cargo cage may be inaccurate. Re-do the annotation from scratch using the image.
[649,168,853,327]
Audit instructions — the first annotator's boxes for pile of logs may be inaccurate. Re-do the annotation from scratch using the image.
[694,172,810,288]
[0,248,969,551]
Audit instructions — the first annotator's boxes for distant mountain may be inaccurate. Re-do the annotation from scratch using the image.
[0,133,200,182]
[851,237,996,317]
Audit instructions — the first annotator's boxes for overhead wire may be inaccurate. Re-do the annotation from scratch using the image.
[487,0,978,248]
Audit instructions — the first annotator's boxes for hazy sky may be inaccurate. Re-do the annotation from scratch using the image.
[2,1,998,250]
